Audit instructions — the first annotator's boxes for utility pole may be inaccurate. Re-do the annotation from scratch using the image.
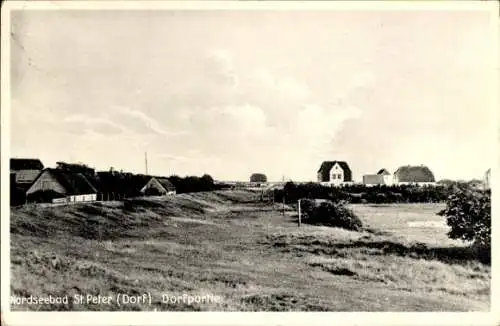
[145,152,149,175]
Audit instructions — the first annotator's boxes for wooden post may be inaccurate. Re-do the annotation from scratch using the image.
[272,190,275,209]
[298,199,301,227]
[282,194,285,216]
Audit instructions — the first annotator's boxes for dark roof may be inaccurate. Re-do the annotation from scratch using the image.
[32,168,98,195]
[10,158,44,170]
[394,165,435,182]
[156,177,176,191]
[317,161,352,182]
[377,169,390,175]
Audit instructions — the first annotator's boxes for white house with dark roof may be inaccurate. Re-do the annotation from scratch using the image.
[317,161,353,186]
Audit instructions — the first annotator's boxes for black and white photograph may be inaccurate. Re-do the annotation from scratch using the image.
[1,0,498,323]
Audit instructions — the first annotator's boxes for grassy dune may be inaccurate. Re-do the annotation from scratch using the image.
[10,190,490,311]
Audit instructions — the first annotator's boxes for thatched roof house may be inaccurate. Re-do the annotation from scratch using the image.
[10,158,44,186]
[156,177,176,193]
[141,177,176,195]
[26,168,98,203]
[393,165,435,183]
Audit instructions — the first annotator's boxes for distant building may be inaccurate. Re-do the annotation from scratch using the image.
[10,158,44,187]
[363,168,393,186]
[393,165,436,185]
[317,161,352,186]
[26,168,97,203]
[10,158,44,205]
[141,177,176,196]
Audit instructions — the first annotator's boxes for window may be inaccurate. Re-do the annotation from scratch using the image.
[338,174,342,179]
[332,174,336,180]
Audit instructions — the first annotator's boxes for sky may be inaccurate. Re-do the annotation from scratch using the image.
[9,8,498,182]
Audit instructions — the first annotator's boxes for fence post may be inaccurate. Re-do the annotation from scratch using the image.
[298,199,301,227]
[282,194,285,216]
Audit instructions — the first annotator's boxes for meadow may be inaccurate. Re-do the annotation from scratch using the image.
[9,190,490,311]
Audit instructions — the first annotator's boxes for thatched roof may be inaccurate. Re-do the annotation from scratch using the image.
[317,161,352,182]
[156,177,176,191]
[10,158,44,170]
[30,169,98,195]
[394,165,435,182]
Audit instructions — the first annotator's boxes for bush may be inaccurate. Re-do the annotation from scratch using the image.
[438,187,491,251]
[250,173,267,183]
[302,199,363,231]
[168,174,217,194]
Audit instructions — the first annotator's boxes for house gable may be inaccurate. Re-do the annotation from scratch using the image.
[27,169,97,196]
[27,170,68,195]
[14,170,41,184]
[140,177,165,194]
[317,161,352,183]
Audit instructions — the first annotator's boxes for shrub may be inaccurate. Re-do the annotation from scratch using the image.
[167,174,217,194]
[438,187,491,252]
[302,199,363,231]
[278,182,450,204]
[250,173,267,183]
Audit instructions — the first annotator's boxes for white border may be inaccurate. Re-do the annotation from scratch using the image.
[1,1,499,326]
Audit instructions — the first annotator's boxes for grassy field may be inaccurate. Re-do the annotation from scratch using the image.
[9,190,490,311]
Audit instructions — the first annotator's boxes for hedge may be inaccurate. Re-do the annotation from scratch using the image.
[272,182,458,204]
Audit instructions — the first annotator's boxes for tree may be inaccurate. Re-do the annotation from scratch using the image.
[438,187,491,262]
[250,173,267,183]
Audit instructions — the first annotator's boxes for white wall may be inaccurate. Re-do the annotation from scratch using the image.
[383,174,393,185]
[363,174,384,185]
[69,194,97,202]
[329,163,344,185]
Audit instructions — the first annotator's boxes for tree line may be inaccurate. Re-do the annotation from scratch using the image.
[272,182,485,204]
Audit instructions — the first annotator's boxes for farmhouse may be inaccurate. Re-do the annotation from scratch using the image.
[10,158,45,205]
[393,165,436,185]
[26,168,98,203]
[317,161,352,186]
[363,168,393,186]
[141,177,176,196]
[10,158,44,188]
